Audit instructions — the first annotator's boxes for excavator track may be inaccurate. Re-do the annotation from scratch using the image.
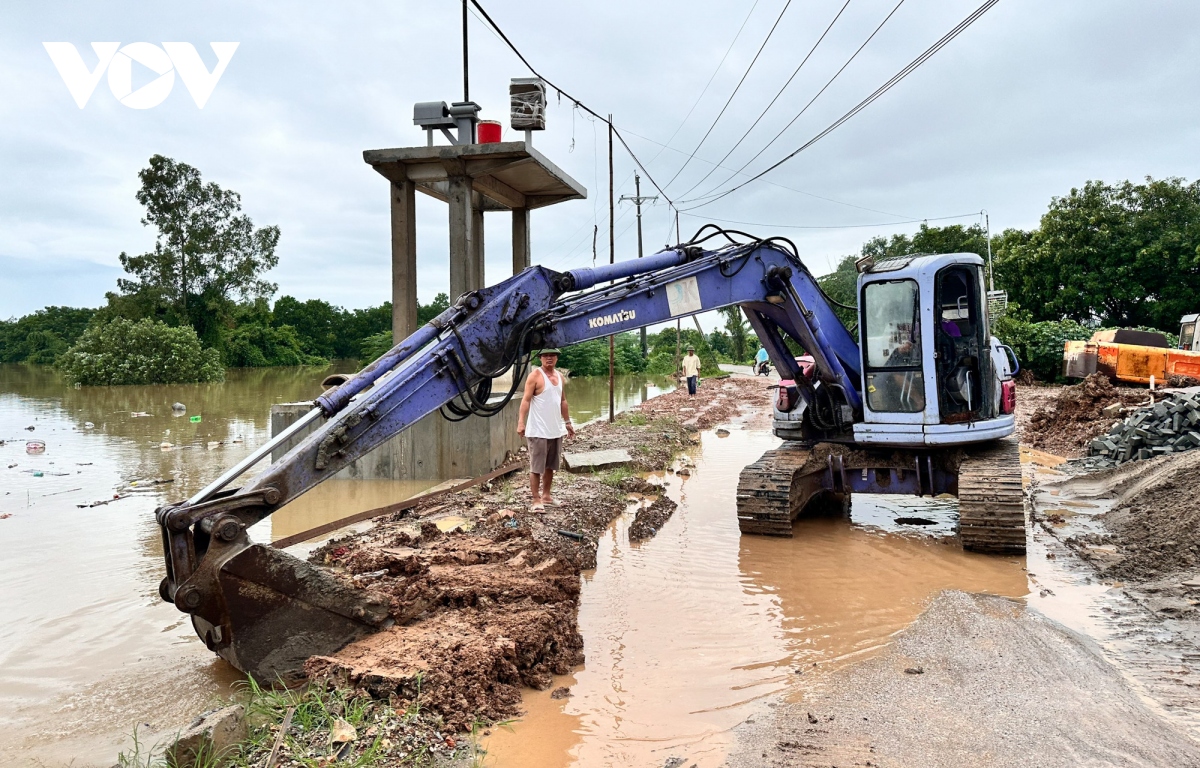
[956,437,1026,554]
[736,442,818,536]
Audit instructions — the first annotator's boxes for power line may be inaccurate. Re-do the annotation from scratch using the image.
[615,123,912,219]
[682,0,1002,211]
[663,0,794,189]
[677,0,854,201]
[678,209,985,230]
[466,0,675,209]
[685,0,909,204]
[647,0,763,168]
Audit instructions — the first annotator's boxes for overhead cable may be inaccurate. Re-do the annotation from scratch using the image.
[467,0,675,208]
[682,0,1002,210]
[679,210,985,230]
[662,0,794,189]
[686,0,909,204]
[676,0,854,200]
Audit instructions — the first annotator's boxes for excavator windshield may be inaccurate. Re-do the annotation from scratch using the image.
[861,279,924,413]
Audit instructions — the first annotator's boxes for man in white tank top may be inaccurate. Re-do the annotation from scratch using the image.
[517,348,575,510]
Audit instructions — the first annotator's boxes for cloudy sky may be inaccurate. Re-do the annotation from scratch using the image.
[3,0,1199,320]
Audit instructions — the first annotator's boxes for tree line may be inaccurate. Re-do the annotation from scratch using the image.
[3,155,1197,385]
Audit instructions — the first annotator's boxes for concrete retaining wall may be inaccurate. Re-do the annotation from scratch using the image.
[270,400,522,481]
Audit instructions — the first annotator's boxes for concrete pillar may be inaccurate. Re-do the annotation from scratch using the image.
[448,175,484,300]
[512,207,530,273]
[390,179,418,342]
[471,191,485,291]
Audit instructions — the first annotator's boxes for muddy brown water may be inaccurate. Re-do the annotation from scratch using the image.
[482,427,1030,768]
[0,364,672,766]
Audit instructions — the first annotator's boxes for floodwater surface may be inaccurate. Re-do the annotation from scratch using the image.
[0,364,671,766]
[482,426,1030,767]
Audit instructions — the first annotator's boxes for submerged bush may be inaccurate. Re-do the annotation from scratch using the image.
[223,321,326,367]
[59,317,224,385]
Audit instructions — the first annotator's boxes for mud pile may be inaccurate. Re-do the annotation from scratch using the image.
[301,377,765,730]
[1076,450,1200,581]
[1086,391,1200,467]
[1025,374,1147,457]
[307,527,584,728]
[628,495,678,542]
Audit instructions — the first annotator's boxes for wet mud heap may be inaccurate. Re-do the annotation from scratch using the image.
[1025,374,1147,457]
[1068,450,1200,583]
[628,495,678,542]
[302,376,772,730]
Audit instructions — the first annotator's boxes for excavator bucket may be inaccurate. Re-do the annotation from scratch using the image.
[189,542,392,684]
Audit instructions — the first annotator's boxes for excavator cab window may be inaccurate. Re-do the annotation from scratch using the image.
[934,265,987,421]
[862,279,924,413]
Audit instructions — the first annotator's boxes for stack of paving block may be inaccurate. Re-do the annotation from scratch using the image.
[1087,392,1200,466]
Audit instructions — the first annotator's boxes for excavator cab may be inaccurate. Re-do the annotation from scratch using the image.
[852,253,1011,445]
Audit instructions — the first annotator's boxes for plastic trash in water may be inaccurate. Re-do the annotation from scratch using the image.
[189,415,202,423]
[83,422,95,429]
[26,440,46,454]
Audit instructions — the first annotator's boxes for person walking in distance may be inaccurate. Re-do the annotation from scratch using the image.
[517,348,574,511]
[681,345,701,396]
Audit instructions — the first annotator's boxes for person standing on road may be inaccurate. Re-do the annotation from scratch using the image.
[517,348,574,511]
[754,346,769,375]
[681,345,701,396]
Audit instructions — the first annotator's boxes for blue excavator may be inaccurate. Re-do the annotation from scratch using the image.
[156,226,1023,681]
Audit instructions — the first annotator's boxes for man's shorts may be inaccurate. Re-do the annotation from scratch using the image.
[527,436,563,474]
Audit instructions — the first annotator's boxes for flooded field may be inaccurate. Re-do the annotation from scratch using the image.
[0,364,672,766]
[482,427,1029,767]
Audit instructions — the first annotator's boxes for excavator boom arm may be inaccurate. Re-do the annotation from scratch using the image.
[156,232,863,681]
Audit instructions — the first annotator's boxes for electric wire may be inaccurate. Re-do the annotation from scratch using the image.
[678,209,985,230]
[466,0,675,209]
[682,0,1001,210]
[684,0,910,204]
[662,0,794,189]
[676,0,854,200]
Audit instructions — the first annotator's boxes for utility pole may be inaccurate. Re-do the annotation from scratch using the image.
[461,0,469,102]
[608,116,615,424]
[619,173,658,356]
[983,209,994,292]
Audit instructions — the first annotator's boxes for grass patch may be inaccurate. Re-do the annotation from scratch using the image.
[116,676,471,768]
[597,466,636,487]
[616,412,649,426]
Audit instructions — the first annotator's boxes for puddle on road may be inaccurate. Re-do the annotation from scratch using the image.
[483,427,1029,768]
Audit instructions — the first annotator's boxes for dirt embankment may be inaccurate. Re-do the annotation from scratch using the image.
[1019,374,1149,457]
[728,591,1200,768]
[302,376,773,731]
[1053,449,1200,585]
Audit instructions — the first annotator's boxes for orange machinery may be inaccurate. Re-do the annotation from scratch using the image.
[1064,320,1200,384]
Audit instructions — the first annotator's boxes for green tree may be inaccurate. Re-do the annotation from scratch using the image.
[720,307,753,362]
[272,296,340,359]
[995,177,1200,330]
[417,293,450,325]
[58,317,224,386]
[0,306,97,364]
[115,155,281,346]
[817,254,859,328]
